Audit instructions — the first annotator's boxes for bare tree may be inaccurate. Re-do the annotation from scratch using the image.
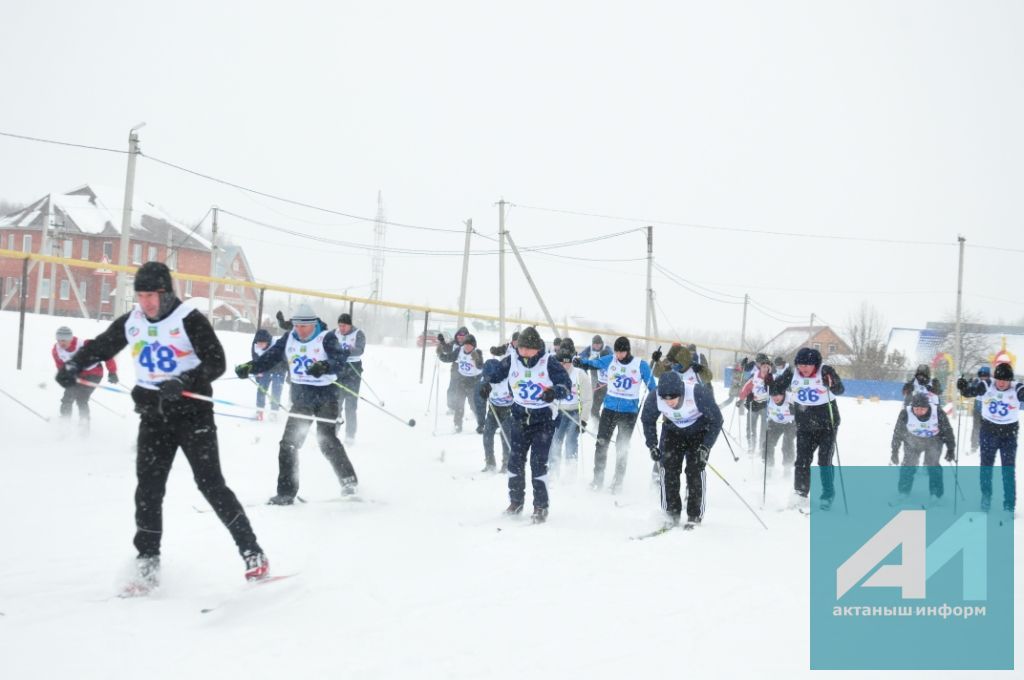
[845,301,906,380]
[0,199,25,216]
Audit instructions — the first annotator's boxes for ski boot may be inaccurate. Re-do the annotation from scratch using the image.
[243,550,270,581]
[531,506,549,524]
[267,494,295,506]
[122,555,160,597]
[504,502,524,515]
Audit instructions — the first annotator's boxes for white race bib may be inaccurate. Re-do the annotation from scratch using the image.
[124,304,201,390]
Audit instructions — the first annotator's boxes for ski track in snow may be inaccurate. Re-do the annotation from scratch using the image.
[0,310,1019,679]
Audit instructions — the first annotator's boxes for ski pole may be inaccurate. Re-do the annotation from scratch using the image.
[179,389,339,426]
[425,356,438,415]
[718,428,742,462]
[247,375,288,415]
[486,401,513,452]
[346,363,385,406]
[706,461,769,530]
[90,395,127,419]
[0,385,50,422]
[954,390,963,514]
[825,383,850,515]
[762,418,770,506]
[76,379,268,423]
[333,379,415,427]
[556,408,599,441]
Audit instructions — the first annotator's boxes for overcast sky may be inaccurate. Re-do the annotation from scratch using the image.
[1,1,1021,345]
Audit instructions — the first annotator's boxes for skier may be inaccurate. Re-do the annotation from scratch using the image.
[957,362,1021,513]
[970,365,991,453]
[579,335,612,420]
[437,326,470,421]
[490,331,520,359]
[765,382,796,474]
[738,354,773,454]
[902,364,941,406]
[777,347,845,510]
[574,336,656,493]
[641,370,722,526]
[479,346,514,473]
[52,325,118,431]
[334,312,366,444]
[772,356,789,380]
[481,326,571,523]
[236,303,359,504]
[549,348,592,478]
[55,261,268,591]
[652,343,711,385]
[251,328,286,421]
[890,392,955,503]
[439,333,485,433]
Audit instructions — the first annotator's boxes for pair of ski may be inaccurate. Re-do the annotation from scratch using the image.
[116,572,299,613]
[629,522,697,540]
[192,495,370,514]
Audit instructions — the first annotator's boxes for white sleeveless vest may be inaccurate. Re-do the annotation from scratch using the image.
[285,329,336,387]
[124,304,201,390]
[489,377,514,407]
[334,328,362,363]
[657,382,701,430]
[456,349,482,377]
[55,341,99,371]
[789,370,835,407]
[508,356,555,410]
[767,394,795,424]
[980,380,1022,426]
[606,356,643,400]
[905,406,940,438]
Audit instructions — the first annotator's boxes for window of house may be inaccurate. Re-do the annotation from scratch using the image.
[7,277,18,293]
[132,244,142,264]
[23,234,32,252]
[828,344,837,353]
[233,259,240,272]
[59,279,70,300]
[40,278,51,298]
[148,245,158,261]
[63,240,73,258]
[81,239,89,260]
[6,234,13,250]
[79,280,88,300]
[100,279,111,305]
[103,242,113,260]
[225,283,234,293]
[813,343,821,351]
[185,279,193,297]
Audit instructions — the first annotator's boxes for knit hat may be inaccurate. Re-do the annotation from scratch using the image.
[657,371,683,398]
[557,348,574,363]
[455,326,469,340]
[794,347,822,367]
[133,261,173,292]
[291,303,318,324]
[774,356,786,368]
[978,366,992,378]
[560,338,576,355]
[517,326,543,350]
[755,353,771,366]
[511,331,520,342]
[915,364,931,379]
[462,334,477,348]
[994,363,1014,381]
[55,326,73,341]
[254,328,272,344]
[613,337,630,353]
[592,335,603,346]
[910,393,931,409]
[337,313,352,325]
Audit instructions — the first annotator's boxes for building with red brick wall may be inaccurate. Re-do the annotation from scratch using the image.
[760,325,852,364]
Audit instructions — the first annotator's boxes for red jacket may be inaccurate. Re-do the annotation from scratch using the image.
[52,337,117,378]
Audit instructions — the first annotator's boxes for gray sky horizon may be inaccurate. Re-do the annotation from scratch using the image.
[1,1,1021,346]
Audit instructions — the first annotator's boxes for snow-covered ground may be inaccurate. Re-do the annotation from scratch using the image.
[0,309,1019,679]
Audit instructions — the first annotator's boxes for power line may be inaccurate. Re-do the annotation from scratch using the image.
[0,130,127,155]
[654,264,744,305]
[512,202,956,247]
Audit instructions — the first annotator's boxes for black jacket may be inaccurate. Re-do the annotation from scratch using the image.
[69,299,224,419]
[250,321,349,409]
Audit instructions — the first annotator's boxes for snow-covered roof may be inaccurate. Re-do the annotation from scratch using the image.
[181,296,250,321]
[0,184,211,251]
[760,326,823,355]
[885,326,1024,370]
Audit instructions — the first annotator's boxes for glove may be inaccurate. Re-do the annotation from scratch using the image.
[107,372,119,385]
[649,446,663,462]
[571,356,583,368]
[890,449,899,465]
[956,377,968,392]
[696,445,711,465]
[436,333,446,344]
[306,360,331,378]
[235,362,253,379]
[55,361,81,388]
[540,387,557,403]
[489,345,505,357]
[580,420,587,430]
[276,310,286,324]
[479,383,492,400]
[158,378,184,401]
[945,448,955,463]
[651,349,663,364]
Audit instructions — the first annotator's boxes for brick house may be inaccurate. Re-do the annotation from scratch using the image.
[0,185,256,322]
[760,325,852,363]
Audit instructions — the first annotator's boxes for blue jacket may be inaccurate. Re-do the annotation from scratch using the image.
[250,321,349,408]
[251,329,287,374]
[640,371,723,450]
[482,349,572,425]
[579,345,612,383]
[579,353,656,414]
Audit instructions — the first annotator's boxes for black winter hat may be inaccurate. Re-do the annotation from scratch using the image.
[560,338,576,354]
[557,348,574,363]
[915,364,931,379]
[613,337,630,353]
[994,363,1014,381]
[254,329,272,344]
[774,356,786,368]
[134,261,174,292]
[592,335,603,345]
[338,313,352,325]
[794,347,822,367]
[462,334,477,348]
[553,337,563,347]
[517,327,543,350]
[911,393,931,409]
[755,353,771,366]
[511,331,520,342]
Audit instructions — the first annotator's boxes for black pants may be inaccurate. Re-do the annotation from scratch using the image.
[452,375,484,430]
[61,374,99,419]
[591,384,607,419]
[593,409,638,487]
[898,438,944,497]
[337,361,362,440]
[747,402,767,451]
[278,397,357,497]
[765,421,795,467]
[134,408,260,558]
[971,408,982,452]
[482,402,512,466]
[794,425,837,499]
[658,425,707,520]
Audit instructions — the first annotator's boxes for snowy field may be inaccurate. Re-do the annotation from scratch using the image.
[0,308,1019,679]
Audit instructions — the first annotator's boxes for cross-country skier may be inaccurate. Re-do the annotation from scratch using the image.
[970,365,991,453]
[776,347,845,510]
[479,346,514,473]
[958,362,1021,513]
[550,348,592,478]
[574,336,656,493]
[334,312,366,444]
[641,370,722,526]
[765,382,796,474]
[738,354,773,454]
[481,326,571,523]
[440,333,484,433]
[890,392,955,503]
[52,325,118,431]
[236,303,359,504]
[579,335,611,420]
[55,262,268,591]
[251,328,286,421]
[902,364,941,406]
